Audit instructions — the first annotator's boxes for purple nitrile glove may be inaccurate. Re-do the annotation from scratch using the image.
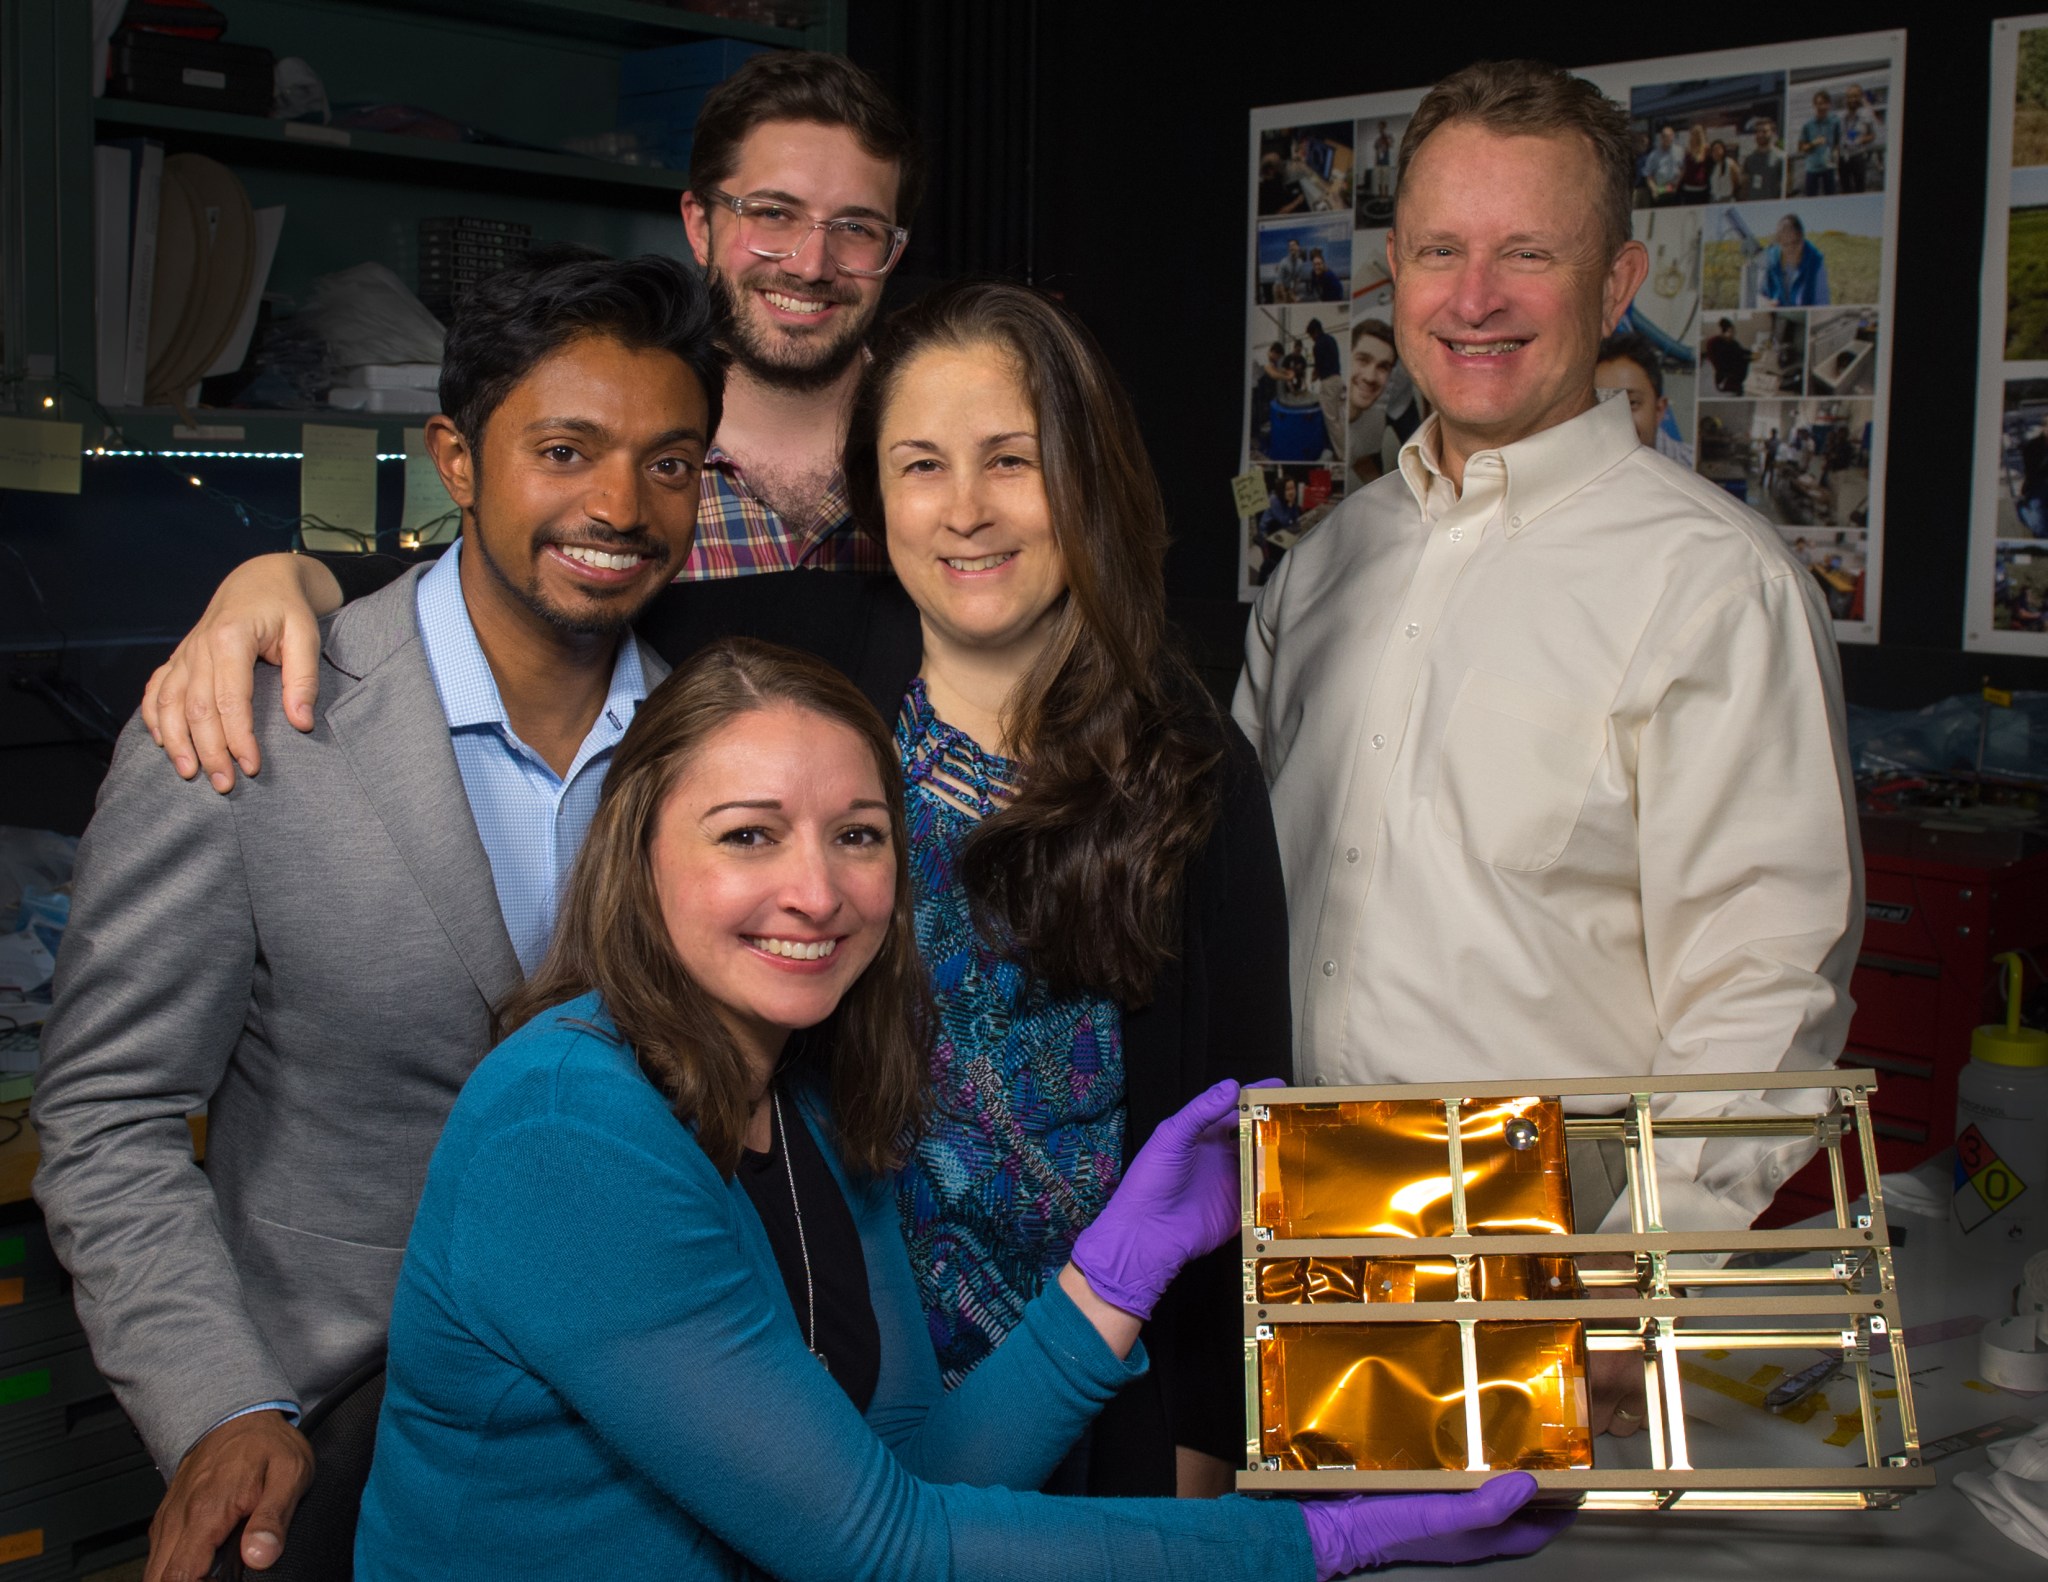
[1069,1076,1284,1321]
[1298,1472,1572,1578]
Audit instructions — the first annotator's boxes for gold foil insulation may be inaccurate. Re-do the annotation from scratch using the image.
[1257,1321,1591,1471]
[1255,1255,1579,1305]
[1254,1097,1573,1240]
[1252,1097,1589,1472]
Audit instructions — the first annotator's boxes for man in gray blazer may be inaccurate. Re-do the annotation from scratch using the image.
[32,249,724,1580]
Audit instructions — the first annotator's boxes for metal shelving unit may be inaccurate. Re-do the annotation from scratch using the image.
[91,100,696,195]
[1,0,845,449]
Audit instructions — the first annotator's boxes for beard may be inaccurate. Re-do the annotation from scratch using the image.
[707,259,876,393]
[468,501,674,639]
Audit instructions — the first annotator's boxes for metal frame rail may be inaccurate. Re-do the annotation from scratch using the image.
[1238,1070,1934,1510]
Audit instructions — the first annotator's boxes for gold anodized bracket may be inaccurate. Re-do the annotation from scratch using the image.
[1239,1070,1933,1510]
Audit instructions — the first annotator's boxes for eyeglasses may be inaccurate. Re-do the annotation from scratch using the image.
[696,188,909,278]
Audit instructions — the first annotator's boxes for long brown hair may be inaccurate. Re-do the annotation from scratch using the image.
[496,638,930,1177]
[843,281,1223,1007]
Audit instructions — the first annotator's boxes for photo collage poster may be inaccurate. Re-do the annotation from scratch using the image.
[1965,16,2048,653]
[1241,31,1903,642]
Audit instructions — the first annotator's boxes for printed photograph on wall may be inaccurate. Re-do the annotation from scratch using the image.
[1246,34,1901,621]
[1350,226,1394,314]
[1967,17,2048,650]
[1246,463,1344,591]
[1619,207,1700,465]
[1255,213,1350,304]
[1258,121,1355,217]
[1630,73,1786,207]
[1995,376,2048,539]
[1353,114,1409,228]
[1701,194,1883,310]
[1343,314,1422,487]
[1598,329,1694,467]
[2006,168,2048,358]
[1248,302,1348,465]
[1995,542,2048,631]
[1787,63,1890,196]
[1697,397,1873,532]
[2017,25,2048,166]
[1790,530,1872,622]
[1807,307,1879,396]
[1714,308,1809,397]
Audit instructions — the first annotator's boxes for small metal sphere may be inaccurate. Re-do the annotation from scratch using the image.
[1504,1116,1540,1152]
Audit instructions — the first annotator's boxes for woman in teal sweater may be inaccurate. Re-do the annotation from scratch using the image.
[352,642,1561,1580]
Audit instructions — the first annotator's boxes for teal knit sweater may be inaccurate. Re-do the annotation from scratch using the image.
[354,995,1311,1581]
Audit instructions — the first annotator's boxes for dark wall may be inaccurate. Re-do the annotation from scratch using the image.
[1019,1,2048,706]
[0,456,422,833]
[7,8,2043,837]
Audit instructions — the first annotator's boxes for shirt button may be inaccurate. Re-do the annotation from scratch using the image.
[1510,514,1522,529]
[1449,527,1464,542]
[1371,733,1386,750]
[1405,622,1419,638]
[1345,846,1360,863]
[1321,960,1337,977]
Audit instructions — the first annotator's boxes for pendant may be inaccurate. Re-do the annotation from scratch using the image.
[811,1348,829,1370]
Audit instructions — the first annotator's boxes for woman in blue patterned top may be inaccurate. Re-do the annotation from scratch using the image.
[142,283,1294,1498]
[836,283,1293,1493]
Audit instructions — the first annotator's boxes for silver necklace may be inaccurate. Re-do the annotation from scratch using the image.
[771,1090,826,1369]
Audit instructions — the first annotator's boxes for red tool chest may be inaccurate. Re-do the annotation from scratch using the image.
[1756,814,2048,1227]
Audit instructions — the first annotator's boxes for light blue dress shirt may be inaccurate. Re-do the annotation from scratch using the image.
[200,541,647,1446]
[199,542,649,1447]
[415,540,649,975]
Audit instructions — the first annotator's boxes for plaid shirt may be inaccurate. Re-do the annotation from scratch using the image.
[679,445,891,579]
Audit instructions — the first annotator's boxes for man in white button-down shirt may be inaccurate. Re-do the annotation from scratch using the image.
[1234,60,1862,1432]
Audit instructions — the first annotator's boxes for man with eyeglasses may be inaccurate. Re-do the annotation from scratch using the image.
[676,52,922,578]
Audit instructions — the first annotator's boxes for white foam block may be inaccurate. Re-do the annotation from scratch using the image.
[1980,1314,2048,1391]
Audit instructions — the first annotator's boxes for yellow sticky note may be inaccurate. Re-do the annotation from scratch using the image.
[400,427,458,544]
[0,417,82,495]
[1231,470,1269,518]
[300,423,378,552]
[1985,685,2014,708]
[0,1529,43,1563]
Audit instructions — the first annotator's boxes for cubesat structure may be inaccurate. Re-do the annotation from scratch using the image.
[1237,1071,1934,1509]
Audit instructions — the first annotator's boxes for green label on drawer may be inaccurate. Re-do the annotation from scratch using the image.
[0,1238,20,1269]
[0,1370,50,1408]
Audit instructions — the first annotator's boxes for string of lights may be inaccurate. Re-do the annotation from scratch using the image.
[86,448,411,461]
[1,368,463,752]
[7,369,459,552]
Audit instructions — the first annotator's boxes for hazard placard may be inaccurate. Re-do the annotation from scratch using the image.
[1954,1123,2029,1233]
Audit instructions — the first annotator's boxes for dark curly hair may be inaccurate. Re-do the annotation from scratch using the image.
[439,245,728,453]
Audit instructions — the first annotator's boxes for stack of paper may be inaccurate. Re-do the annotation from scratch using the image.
[328,362,441,414]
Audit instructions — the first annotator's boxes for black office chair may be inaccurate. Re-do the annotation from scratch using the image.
[210,1353,387,1581]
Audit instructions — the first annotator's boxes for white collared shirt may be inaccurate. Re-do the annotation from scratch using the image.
[1233,392,1864,1232]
